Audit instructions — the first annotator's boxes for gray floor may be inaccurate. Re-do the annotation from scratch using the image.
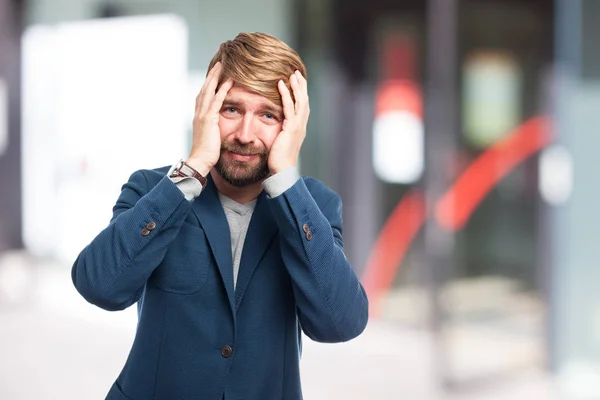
[0,252,556,399]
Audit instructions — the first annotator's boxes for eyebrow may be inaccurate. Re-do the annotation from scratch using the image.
[222,100,283,119]
[262,104,283,119]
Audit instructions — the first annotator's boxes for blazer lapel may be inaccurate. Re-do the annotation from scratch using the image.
[234,191,278,311]
[190,177,236,315]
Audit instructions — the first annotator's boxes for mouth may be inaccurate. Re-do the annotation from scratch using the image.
[227,151,259,162]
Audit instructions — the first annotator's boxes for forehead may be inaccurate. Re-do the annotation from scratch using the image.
[224,85,280,109]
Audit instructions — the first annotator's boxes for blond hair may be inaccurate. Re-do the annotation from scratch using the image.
[208,32,307,105]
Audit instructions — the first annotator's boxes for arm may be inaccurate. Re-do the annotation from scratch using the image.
[71,170,192,311]
[266,177,369,343]
[73,63,233,311]
[264,71,367,342]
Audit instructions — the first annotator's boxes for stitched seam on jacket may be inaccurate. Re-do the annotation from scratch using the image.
[293,192,345,341]
[99,172,188,302]
[152,295,169,399]
[102,199,188,300]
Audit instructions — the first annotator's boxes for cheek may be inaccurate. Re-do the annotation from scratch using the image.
[258,125,282,150]
[218,116,238,140]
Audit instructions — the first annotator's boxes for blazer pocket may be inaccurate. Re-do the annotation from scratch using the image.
[150,222,211,294]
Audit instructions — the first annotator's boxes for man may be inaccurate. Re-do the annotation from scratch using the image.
[72,32,368,400]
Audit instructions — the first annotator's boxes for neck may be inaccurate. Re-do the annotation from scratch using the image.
[210,170,263,204]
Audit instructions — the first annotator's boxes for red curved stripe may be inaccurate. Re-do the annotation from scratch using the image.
[362,116,552,318]
[361,190,426,317]
[435,116,553,231]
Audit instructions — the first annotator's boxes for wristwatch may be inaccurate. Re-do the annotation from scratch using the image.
[169,159,207,188]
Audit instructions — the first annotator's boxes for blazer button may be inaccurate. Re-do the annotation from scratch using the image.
[221,345,233,358]
[302,223,310,233]
[141,228,151,236]
[306,231,313,241]
[146,221,156,230]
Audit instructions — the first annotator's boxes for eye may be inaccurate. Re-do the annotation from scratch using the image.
[263,112,280,122]
[225,107,237,114]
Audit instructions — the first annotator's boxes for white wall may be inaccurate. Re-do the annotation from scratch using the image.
[21,0,294,262]
[26,0,294,70]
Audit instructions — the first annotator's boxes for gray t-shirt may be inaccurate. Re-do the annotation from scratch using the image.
[218,193,257,289]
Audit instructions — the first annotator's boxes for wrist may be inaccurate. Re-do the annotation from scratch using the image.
[186,157,212,177]
[170,159,208,189]
[270,159,297,175]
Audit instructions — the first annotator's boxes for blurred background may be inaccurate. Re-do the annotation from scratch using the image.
[1,0,599,398]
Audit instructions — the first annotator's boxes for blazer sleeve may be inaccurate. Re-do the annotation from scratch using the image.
[267,178,369,343]
[71,170,193,311]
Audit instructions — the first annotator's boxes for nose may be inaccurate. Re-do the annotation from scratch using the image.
[234,114,255,144]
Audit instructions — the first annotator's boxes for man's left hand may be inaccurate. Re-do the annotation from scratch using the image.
[268,70,310,174]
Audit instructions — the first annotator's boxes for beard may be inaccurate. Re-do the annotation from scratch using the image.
[214,140,270,187]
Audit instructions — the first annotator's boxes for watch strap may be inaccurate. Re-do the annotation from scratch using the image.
[169,160,207,188]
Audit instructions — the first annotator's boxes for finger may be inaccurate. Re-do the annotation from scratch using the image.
[289,73,305,115]
[294,70,308,96]
[195,62,220,106]
[197,62,222,111]
[278,80,296,121]
[196,62,223,116]
[294,70,310,118]
[207,78,234,115]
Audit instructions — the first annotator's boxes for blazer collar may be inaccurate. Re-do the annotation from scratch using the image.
[234,190,278,310]
[191,176,236,314]
[190,175,279,315]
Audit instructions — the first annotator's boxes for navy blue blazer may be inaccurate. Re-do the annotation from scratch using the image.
[72,166,369,400]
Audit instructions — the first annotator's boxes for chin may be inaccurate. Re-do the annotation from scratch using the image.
[223,175,263,188]
[217,166,269,188]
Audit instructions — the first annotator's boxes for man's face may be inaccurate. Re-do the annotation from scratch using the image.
[215,85,283,187]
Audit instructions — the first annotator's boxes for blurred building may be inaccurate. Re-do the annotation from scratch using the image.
[1,0,599,397]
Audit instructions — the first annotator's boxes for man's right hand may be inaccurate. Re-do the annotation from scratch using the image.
[186,62,234,176]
